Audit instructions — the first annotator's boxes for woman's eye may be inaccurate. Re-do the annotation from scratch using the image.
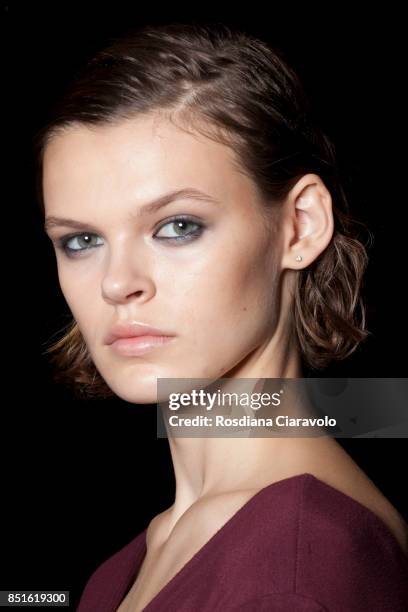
[154,217,204,242]
[59,233,104,255]
[56,217,204,258]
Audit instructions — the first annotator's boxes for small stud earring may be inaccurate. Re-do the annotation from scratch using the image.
[295,255,303,262]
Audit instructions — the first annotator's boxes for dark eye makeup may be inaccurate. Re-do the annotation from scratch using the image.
[54,215,206,257]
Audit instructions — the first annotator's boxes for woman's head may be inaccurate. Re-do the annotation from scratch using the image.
[35,22,370,403]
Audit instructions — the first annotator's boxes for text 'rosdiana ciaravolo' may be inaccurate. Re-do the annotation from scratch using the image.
[163,389,337,428]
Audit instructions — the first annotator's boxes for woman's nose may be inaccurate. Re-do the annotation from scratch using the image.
[101,247,156,305]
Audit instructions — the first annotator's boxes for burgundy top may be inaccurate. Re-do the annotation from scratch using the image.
[77,473,408,611]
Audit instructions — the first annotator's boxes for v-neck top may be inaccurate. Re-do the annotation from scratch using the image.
[76,473,408,611]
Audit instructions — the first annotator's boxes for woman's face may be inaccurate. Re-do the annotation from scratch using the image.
[43,113,286,404]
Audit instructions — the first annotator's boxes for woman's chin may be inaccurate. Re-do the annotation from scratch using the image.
[101,368,172,405]
[95,358,224,405]
[110,385,158,405]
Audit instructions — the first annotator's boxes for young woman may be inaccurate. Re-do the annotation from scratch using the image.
[34,22,408,611]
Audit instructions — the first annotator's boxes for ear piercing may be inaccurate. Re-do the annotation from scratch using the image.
[295,255,303,262]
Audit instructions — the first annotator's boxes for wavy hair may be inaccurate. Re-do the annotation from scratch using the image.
[33,21,372,398]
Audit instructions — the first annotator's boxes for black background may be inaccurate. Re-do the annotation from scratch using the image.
[3,3,407,610]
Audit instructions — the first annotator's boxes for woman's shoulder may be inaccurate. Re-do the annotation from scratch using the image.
[298,472,408,556]
[199,472,408,608]
[290,473,408,609]
[225,472,408,610]
[189,471,407,560]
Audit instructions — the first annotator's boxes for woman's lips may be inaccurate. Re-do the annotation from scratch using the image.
[109,334,175,356]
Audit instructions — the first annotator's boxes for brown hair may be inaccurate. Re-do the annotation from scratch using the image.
[33,21,372,399]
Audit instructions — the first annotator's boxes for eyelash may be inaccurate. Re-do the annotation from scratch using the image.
[56,215,205,257]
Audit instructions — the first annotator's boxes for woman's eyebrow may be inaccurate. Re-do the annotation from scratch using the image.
[44,187,220,232]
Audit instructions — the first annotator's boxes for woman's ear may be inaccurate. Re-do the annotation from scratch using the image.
[280,173,334,270]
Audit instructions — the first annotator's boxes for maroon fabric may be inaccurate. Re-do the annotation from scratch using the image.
[77,473,408,611]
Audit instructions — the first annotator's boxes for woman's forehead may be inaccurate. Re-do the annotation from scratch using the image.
[42,115,257,215]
